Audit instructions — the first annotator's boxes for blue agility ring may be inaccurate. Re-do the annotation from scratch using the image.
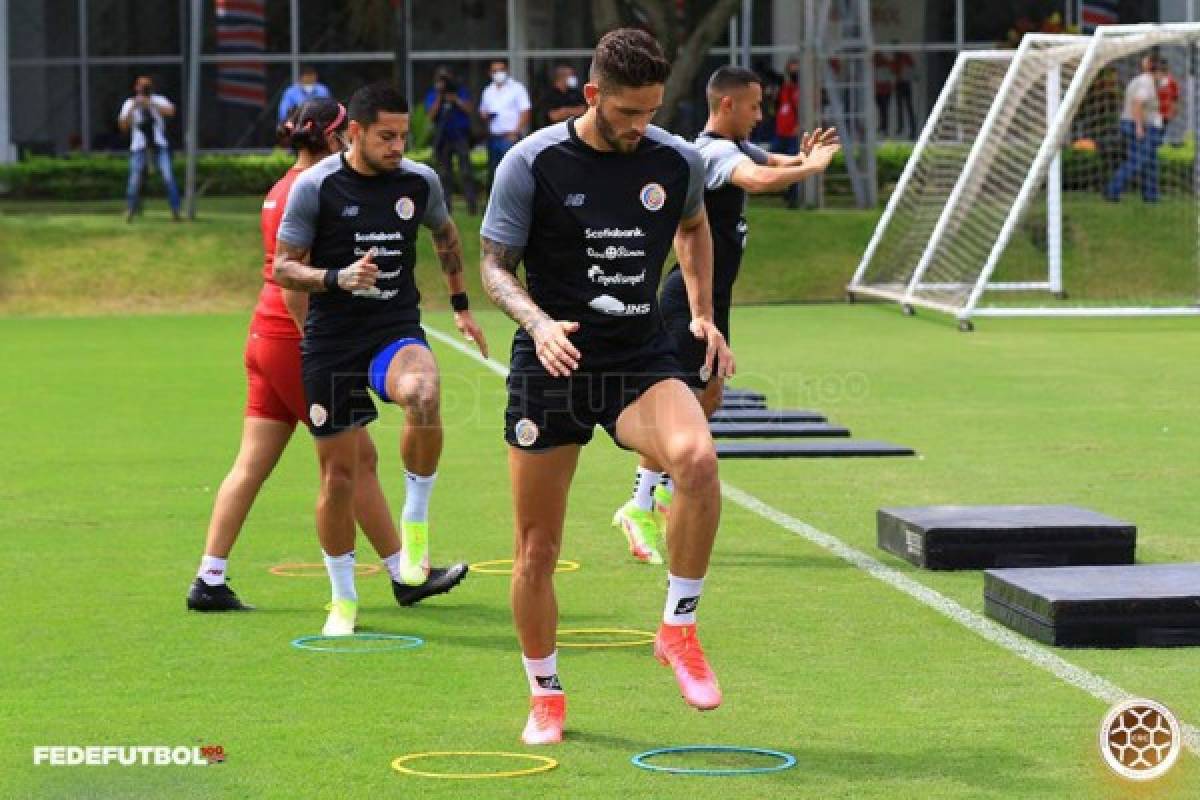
[631,745,796,776]
[290,633,424,653]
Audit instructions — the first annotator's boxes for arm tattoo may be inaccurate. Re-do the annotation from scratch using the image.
[432,221,464,276]
[480,236,550,334]
[272,240,327,292]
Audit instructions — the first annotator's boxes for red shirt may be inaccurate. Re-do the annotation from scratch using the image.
[776,79,799,138]
[1158,74,1180,121]
[250,167,304,339]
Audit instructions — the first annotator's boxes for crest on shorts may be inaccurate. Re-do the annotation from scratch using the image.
[395,196,415,220]
[514,418,539,447]
[640,182,666,212]
[309,403,328,427]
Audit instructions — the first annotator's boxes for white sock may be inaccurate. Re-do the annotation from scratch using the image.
[382,550,404,583]
[661,474,674,494]
[522,651,564,696]
[323,550,357,603]
[197,555,227,587]
[663,573,704,625]
[402,471,437,523]
[631,467,661,512]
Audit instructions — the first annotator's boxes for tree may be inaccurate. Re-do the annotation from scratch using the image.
[589,0,743,129]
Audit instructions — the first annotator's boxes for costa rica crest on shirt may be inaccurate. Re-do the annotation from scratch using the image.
[639,182,666,212]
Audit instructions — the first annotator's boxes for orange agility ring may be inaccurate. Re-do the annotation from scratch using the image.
[269,562,381,577]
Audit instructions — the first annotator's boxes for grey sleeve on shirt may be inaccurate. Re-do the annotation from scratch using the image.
[277,171,322,249]
[680,140,706,219]
[703,140,750,191]
[703,139,773,191]
[480,147,535,247]
[411,160,451,231]
[743,140,772,166]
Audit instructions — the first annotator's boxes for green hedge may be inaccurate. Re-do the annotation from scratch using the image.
[8,138,1188,201]
[0,147,489,200]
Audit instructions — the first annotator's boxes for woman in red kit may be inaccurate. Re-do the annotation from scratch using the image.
[187,97,429,611]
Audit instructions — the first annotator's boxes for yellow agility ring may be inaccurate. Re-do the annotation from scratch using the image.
[390,751,558,779]
[558,628,656,648]
[469,558,580,575]
[269,562,381,577]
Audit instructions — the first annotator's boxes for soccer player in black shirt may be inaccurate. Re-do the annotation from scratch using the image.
[613,66,840,564]
[481,28,734,745]
[274,83,487,636]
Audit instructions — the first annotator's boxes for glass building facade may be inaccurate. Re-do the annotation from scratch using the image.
[0,0,1179,160]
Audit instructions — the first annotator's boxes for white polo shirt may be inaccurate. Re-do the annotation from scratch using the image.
[118,95,173,151]
[479,79,531,136]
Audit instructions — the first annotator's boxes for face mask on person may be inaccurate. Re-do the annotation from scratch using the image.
[492,70,509,85]
[565,75,578,89]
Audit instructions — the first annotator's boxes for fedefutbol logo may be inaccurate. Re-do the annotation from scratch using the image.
[1098,698,1182,781]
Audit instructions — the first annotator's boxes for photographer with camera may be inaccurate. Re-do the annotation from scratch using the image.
[117,76,181,222]
[424,67,478,215]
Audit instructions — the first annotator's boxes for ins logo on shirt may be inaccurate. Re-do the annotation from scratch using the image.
[564,193,586,207]
[395,197,415,220]
[639,182,666,212]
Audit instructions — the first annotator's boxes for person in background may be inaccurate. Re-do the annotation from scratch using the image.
[1105,55,1165,203]
[479,59,532,188]
[278,66,332,124]
[873,51,894,136]
[750,60,781,144]
[1156,57,1182,146]
[425,66,479,214]
[773,58,800,208]
[540,64,586,127]
[117,76,181,222]
[893,50,916,139]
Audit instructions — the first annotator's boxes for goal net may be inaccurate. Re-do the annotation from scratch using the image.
[849,26,1200,326]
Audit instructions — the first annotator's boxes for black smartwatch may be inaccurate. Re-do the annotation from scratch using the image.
[323,269,341,292]
[451,292,469,312]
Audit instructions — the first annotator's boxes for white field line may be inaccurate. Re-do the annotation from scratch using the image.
[424,324,1200,757]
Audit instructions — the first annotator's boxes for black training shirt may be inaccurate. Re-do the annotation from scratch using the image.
[278,152,449,352]
[481,119,704,368]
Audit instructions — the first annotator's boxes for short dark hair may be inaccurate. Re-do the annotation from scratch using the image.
[348,82,409,127]
[589,28,670,90]
[706,65,761,108]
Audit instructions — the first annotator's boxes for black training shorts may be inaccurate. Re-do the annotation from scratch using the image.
[504,337,684,451]
[659,267,731,390]
[301,325,428,438]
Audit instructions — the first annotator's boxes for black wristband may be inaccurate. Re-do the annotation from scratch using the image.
[450,292,469,312]
[323,269,341,292]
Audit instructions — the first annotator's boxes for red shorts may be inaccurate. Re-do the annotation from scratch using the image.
[244,333,307,425]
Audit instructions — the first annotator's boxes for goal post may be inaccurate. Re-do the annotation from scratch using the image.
[849,24,1200,326]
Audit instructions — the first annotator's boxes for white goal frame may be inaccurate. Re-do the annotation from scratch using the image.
[848,25,1200,327]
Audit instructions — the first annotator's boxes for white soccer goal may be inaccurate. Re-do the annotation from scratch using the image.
[848,25,1200,329]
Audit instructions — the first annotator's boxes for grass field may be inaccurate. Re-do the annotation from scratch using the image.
[3,300,1200,798]
[0,196,874,315]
